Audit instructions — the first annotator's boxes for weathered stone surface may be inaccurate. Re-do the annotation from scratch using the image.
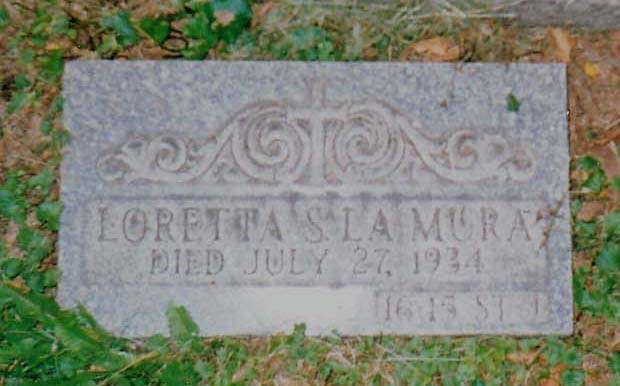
[60,61,571,336]
[303,0,620,30]
[493,0,620,30]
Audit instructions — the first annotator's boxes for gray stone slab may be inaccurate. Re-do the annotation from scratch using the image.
[60,61,571,337]
[301,0,620,30]
[493,0,620,30]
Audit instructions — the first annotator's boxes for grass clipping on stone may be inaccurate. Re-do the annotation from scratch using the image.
[1,0,620,385]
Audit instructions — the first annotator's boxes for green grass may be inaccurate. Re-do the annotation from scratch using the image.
[0,0,619,384]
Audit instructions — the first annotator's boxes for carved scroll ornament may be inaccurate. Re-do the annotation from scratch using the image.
[96,80,535,185]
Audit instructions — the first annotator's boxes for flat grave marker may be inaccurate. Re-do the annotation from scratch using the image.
[60,61,571,336]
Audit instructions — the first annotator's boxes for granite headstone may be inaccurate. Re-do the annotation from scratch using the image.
[60,61,571,336]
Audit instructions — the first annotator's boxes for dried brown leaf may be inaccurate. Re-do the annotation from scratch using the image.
[326,348,352,368]
[506,350,538,365]
[170,18,189,32]
[88,364,108,373]
[589,143,620,178]
[256,1,275,20]
[609,329,620,350]
[128,0,178,18]
[582,353,606,374]
[584,62,601,78]
[3,221,19,249]
[577,201,606,221]
[232,361,253,382]
[539,364,566,386]
[549,28,575,62]
[539,379,558,386]
[1,0,21,21]
[214,11,235,27]
[273,373,309,386]
[65,2,89,22]
[401,37,460,61]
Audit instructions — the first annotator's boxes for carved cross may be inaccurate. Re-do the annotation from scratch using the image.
[286,79,344,185]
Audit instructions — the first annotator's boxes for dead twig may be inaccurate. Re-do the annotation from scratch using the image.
[539,193,567,250]
[375,344,462,363]
[97,351,159,386]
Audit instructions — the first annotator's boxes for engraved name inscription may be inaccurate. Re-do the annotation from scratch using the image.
[86,199,550,288]
[84,197,553,327]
